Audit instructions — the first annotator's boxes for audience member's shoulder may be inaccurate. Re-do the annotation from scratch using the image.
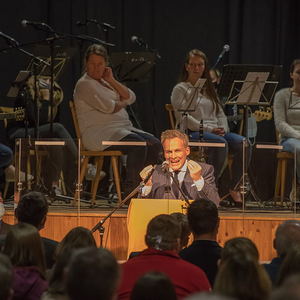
[42,236,58,246]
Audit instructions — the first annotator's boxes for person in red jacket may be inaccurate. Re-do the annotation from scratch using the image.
[118,214,211,299]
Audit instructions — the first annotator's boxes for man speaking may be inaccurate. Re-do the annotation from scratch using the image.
[140,130,220,206]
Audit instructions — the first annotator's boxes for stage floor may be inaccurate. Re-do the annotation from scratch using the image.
[3,199,300,262]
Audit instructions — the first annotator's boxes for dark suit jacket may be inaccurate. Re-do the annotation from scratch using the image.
[147,162,220,206]
[180,240,222,286]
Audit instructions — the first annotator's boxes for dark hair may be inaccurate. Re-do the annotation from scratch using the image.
[0,253,13,300]
[178,49,220,113]
[15,191,48,229]
[275,220,300,256]
[290,59,300,73]
[145,214,181,251]
[170,212,191,249]
[66,247,119,300]
[3,223,46,276]
[48,227,97,294]
[214,237,271,300]
[187,199,219,236]
[221,237,259,261]
[277,244,300,286]
[130,271,177,300]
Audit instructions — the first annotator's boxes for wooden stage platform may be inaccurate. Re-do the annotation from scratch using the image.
[3,206,300,262]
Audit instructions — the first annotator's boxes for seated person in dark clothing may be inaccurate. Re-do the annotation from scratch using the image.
[179,199,222,286]
[7,75,77,195]
[14,191,58,269]
[263,220,300,285]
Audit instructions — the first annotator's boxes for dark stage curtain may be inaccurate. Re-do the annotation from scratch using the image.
[0,0,299,199]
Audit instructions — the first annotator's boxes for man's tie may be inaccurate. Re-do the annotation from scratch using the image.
[172,170,180,198]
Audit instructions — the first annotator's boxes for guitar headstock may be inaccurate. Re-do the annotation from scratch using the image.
[253,106,273,122]
[14,107,25,121]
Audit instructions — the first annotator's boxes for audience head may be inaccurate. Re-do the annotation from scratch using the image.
[160,130,190,171]
[15,191,48,230]
[187,199,219,238]
[0,253,13,300]
[274,220,300,256]
[170,212,191,249]
[277,244,300,286]
[130,271,176,300]
[214,237,271,300]
[271,274,300,300]
[185,292,234,300]
[145,214,181,251]
[3,222,46,275]
[66,247,119,300]
[84,44,109,80]
[48,226,97,293]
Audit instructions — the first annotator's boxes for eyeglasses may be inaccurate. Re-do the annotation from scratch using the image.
[187,63,205,68]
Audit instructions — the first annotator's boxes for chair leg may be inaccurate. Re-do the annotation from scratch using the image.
[281,159,287,206]
[274,159,282,205]
[91,157,104,206]
[3,182,9,200]
[111,156,122,203]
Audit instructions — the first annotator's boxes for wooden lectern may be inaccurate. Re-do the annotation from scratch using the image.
[127,198,188,257]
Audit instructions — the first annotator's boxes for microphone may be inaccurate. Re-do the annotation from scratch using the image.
[0,31,19,46]
[21,19,56,35]
[76,19,116,30]
[131,35,146,47]
[21,19,48,28]
[76,20,87,26]
[212,44,230,69]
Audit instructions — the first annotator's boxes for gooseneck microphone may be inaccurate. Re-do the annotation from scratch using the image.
[131,35,146,47]
[21,19,56,35]
[21,19,48,28]
[76,19,115,30]
[0,31,19,46]
[212,44,230,69]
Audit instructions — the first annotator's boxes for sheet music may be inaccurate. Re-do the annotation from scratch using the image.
[237,72,269,104]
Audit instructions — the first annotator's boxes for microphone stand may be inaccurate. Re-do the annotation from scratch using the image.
[91,166,156,247]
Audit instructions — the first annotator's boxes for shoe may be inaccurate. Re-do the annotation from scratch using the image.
[85,164,106,181]
[5,165,33,182]
[52,184,63,197]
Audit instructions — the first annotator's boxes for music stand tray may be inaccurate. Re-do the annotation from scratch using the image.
[110,51,156,82]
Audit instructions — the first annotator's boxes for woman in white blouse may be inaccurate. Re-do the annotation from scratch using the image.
[274,59,300,185]
[171,49,246,204]
[74,44,162,196]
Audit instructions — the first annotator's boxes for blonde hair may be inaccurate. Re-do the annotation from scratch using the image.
[160,130,189,147]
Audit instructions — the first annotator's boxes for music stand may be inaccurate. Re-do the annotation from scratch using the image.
[221,66,280,206]
[110,51,156,82]
[25,45,74,136]
[176,78,206,134]
[218,64,282,103]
